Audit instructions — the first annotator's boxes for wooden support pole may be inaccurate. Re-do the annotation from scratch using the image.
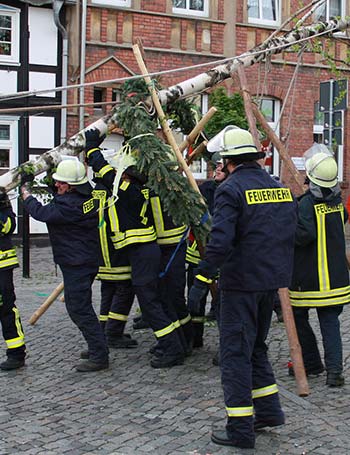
[178,107,217,153]
[278,288,309,396]
[251,103,305,193]
[28,282,64,325]
[132,44,203,198]
[133,44,217,300]
[236,64,261,150]
[186,141,207,166]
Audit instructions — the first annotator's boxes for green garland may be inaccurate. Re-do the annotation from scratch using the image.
[115,80,211,242]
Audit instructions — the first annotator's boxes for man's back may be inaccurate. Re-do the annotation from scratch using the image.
[205,162,298,291]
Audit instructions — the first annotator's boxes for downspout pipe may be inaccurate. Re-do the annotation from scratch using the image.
[79,0,87,130]
[53,0,68,143]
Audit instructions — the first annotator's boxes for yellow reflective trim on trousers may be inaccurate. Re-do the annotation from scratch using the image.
[191,317,206,323]
[226,406,254,417]
[154,322,176,338]
[99,315,108,322]
[252,383,278,399]
[6,336,25,349]
[1,217,11,235]
[315,209,330,291]
[173,320,181,328]
[14,307,24,339]
[289,285,350,299]
[180,314,191,325]
[108,312,128,321]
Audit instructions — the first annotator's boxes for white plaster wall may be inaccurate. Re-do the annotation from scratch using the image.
[29,7,58,66]
[0,71,17,95]
[29,116,55,149]
[29,72,56,97]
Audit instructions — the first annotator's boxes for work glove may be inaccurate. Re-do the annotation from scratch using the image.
[20,171,34,187]
[84,128,106,152]
[188,278,208,315]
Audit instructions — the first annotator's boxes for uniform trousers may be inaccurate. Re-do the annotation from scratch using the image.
[293,305,343,374]
[104,280,135,337]
[126,242,183,355]
[60,264,109,364]
[0,269,25,360]
[159,243,192,346]
[220,289,283,443]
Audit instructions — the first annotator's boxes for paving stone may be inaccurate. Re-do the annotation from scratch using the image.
[1,245,350,454]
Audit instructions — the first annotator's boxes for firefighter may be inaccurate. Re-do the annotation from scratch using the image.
[188,126,297,449]
[186,153,227,347]
[91,166,137,350]
[289,145,350,387]
[21,159,109,372]
[150,193,192,355]
[0,192,26,370]
[84,129,184,368]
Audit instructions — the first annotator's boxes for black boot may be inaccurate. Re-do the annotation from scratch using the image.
[76,360,109,372]
[211,429,255,448]
[150,351,184,368]
[0,357,25,370]
[107,334,138,349]
[326,372,344,387]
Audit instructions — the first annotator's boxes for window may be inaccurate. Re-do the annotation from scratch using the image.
[247,0,280,26]
[313,101,324,143]
[0,5,20,64]
[90,0,130,7]
[172,0,209,17]
[93,87,106,114]
[259,98,280,176]
[0,119,18,176]
[314,0,344,21]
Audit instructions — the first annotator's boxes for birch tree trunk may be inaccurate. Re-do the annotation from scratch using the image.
[1,17,349,193]
[158,18,350,105]
[0,113,119,193]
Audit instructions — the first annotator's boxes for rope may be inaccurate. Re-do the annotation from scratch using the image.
[0,24,339,103]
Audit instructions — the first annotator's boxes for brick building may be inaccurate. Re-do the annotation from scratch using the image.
[64,0,350,195]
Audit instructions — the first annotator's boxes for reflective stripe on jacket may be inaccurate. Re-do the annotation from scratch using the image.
[289,191,350,307]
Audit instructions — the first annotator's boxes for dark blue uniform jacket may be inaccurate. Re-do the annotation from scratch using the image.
[204,162,298,291]
[24,192,99,267]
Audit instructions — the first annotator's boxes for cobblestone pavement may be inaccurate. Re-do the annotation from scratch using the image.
[1,245,350,455]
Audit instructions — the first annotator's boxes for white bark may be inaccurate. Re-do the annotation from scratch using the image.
[158,18,350,105]
[1,17,349,193]
[0,113,118,193]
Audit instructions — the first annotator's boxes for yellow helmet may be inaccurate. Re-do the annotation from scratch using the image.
[305,152,338,188]
[52,159,88,185]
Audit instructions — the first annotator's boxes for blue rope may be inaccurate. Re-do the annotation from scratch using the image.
[159,228,190,278]
[158,211,210,278]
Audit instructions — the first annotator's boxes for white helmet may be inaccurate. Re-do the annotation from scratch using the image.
[52,159,88,185]
[305,152,338,188]
[207,125,262,158]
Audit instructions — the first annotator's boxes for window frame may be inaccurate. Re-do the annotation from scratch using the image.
[259,98,280,176]
[172,0,209,18]
[0,5,20,65]
[90,0,131,8]
[247,0,281,27]
[314,0,345,22]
